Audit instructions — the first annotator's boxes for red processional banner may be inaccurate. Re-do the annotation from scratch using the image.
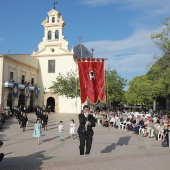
[77,58,106,104]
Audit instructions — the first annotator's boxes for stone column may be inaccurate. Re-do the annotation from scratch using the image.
[3,98,7,109]
[3,88,9,109]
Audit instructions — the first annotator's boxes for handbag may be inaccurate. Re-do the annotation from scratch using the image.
[20,123,23,128]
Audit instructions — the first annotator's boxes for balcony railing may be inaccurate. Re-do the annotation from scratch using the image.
[3,81,40,91]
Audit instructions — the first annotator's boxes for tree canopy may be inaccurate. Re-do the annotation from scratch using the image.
[126,18,170,112]
[126,75,152,106]
[105,69,127,105]
[151,17,170,55]
[49,70,79,98]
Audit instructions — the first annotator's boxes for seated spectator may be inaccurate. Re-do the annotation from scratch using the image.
[125,118,131,131]
[144,119,154,137]
[102,119,109,127]
[114,114,120,128]
[109,115,115,127]
[95,113,101,125]
[133,117,144,135]
[163,119,170,142]
[153,121,164,140]
[127,116,136,132]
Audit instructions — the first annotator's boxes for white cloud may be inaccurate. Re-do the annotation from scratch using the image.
[125,0,170,18]
[110,53,153,73]
[84,29,159,80]
[81,0,118,6]
[79,0,169,82]
[81,0,170,17]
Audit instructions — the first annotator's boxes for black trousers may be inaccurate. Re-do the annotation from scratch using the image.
[79,132,93,155]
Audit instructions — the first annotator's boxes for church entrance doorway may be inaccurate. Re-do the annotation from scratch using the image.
[47,97,55,112]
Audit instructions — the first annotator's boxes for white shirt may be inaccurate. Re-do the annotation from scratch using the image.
[110,117,115,122]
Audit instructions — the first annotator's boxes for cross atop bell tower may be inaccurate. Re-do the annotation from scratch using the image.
[53,1,58,10]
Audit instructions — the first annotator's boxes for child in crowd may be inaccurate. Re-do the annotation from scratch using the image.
[58,121,64,141]
[33,119,42,145]
[69,119,76,140]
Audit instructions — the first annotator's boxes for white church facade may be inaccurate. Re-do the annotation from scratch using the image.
[0,8,93,114]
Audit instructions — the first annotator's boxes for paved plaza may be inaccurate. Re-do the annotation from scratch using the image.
[0,112,170,170]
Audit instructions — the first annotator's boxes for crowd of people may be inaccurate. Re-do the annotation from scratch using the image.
[0,109,13,130]
[1,104,170,161]
[93,109,170,144]
[14,107,28,132]
[0,107,14,128]
[0,108,13,162]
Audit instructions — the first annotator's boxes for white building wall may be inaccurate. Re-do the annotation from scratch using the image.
[59,96,81,114]
[35,55,81,113]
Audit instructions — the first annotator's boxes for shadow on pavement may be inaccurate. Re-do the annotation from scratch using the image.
[101,136,131,153]
[42,136,59,142]
[101,143,116,153]
[0,150,52,170]
[161,140,168,147]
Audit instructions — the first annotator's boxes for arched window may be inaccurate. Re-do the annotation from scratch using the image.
[55,30,59,40]
[52,17,55,23]
[48,31,52,40]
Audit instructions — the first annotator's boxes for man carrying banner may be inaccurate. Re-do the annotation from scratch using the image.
[77,58,106,155]
[78,105,96,155]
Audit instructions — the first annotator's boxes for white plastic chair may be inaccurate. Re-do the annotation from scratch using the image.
[158,126,164,141]
[148,128,154,138]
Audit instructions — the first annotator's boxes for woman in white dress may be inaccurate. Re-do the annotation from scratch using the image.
[69,119,76,140]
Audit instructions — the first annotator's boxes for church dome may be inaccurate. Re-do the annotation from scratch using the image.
[73,44,91,58]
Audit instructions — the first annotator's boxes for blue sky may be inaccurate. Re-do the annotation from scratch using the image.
[0,0,170,88]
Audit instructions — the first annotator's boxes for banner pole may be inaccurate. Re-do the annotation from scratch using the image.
[75,60,78,114]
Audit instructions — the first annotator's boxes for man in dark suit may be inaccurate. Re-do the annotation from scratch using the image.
[78,105,96,155]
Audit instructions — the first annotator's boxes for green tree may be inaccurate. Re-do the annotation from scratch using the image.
[147,60,169,111]
[126,75,152,107]
[105,69,127,107]
[151,18,170,113]
[49,70,80,98]
[151,18,170,55]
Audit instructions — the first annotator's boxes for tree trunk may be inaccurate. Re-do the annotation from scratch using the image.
[166,97,170,114]
[153,99,156,111]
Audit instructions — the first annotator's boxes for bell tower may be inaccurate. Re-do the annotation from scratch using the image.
[33,7,70,55]
[31,4,81,114]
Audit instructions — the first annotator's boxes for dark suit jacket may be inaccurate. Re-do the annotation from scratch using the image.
[21,115,28,127]
[42,114,48,124]
[78,114,96,135]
